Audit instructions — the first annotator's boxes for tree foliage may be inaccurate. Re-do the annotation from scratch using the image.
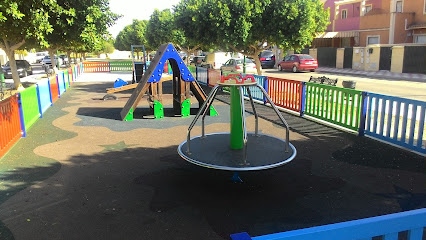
[114,19,149,51]
[174,0,329,74]
[0,0,120,89]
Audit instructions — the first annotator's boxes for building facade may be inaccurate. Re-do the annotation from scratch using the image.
[313,0,426,47]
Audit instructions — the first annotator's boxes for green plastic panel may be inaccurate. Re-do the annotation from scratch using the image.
[209,106,218,116]
[181,99,190,118]
[154,101,164,119]
[124,107,133,121]
[20,85,41,130]
[304,82,362,131]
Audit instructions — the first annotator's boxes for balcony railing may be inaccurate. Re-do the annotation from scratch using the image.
[334,17,360,31]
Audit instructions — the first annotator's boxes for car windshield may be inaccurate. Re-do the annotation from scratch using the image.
[236,59,253,64]
[44,56,50,59]
[260,51,274,57]
[4,61,25,67]
[299,55,314,60]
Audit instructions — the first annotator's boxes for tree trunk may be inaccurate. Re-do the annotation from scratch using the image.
[1,38,26,90]
[47,48,58,73]
[253,55,262,75]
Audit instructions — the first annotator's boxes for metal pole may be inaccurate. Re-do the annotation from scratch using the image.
[246,87,259,136]
[257,84,290,152]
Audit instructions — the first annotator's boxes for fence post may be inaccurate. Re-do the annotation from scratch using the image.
[36,83,43,119]
[109,62,111,73]
[300,82,307,117]
[263,76,268,104]
[358,91,368,136]
[47,78,53,106]
[16,93,27,137]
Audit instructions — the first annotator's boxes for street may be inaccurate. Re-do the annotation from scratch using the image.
[262,68,426,102]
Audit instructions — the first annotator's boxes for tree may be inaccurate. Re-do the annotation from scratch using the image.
[174,0,329,74]
[145,8,211,64]
[45,0,119,72]
[0,0,63,89]
[114,19,149,59]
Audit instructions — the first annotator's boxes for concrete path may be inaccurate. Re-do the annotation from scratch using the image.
[0,77,425,240]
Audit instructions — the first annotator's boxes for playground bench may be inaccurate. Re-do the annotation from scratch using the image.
[309,76,338,86]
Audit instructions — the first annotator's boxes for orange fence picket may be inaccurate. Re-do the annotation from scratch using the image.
[267,77,303,112]
[0,95,23,157]
[83,62,110,73]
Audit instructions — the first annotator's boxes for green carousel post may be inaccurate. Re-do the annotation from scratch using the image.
[230,86,244,150]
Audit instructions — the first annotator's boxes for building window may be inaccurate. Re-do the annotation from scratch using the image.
[365,4,372,14]
[341,9,347,19]
[414,35,426,43]
[396,1,403,13]
[367,36,380,45]
[424,0,426,14]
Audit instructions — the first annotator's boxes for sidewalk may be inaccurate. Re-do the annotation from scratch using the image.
[317,67,426,82]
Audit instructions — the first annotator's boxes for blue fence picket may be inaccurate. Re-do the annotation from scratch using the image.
[57,72,66,96]
[196,67,208,85]
[231,208,426,240]
[36,78,52,118]
[241,74,267,103]
[364,92,426,154]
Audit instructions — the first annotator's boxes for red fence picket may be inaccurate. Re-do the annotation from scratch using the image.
[49,76,59,103]
[0,95,23,157]
[83,62,110,73]
[208,69,221,87]
[267,77,303,112]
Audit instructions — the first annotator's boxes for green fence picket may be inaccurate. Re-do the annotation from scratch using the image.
[109,61,133,72]
[20,85,41,131]
[305,82,362,131]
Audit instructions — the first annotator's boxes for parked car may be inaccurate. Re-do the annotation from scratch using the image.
[203,52,240,69]
[59,54,69,65]
[278,54,318,73]
[41,55,63,67]
[35,52,48,63]
[2,60,33,78]
[220,58,259,74]
[259,50,276,69]
[190,56,206,67]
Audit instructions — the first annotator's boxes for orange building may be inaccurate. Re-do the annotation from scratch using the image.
[315,0,426,47]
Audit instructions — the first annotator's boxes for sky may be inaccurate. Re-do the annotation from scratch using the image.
[108,0,181,38]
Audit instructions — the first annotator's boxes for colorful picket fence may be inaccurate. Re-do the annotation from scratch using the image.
[83,62,110,73]
[363,92,426,154]
[241,74,267,102]
[18,85,41,136]
[36,78,52,117]
[304,83,363,131]
[0,95,22,157]
[231,208,426,240]
[267,77,303,112]
[208,69,221,87]
[194,66,425,155]
[0,64,83,158]
[110,61,132,71]
[197,67,208,85]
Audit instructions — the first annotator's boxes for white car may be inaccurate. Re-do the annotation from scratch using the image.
[220,58,260,74]
[41,56,63,67]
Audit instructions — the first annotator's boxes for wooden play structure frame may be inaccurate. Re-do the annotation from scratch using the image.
[119,43,216,121]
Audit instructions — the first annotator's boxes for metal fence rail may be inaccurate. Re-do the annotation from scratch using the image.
[231,208,426,240]
[0,95,22,157]
[305,82,362,131]
[267,77,303,112]
[363,92,426,154]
